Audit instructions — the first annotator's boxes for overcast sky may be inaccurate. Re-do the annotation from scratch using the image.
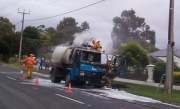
[1,0,180,50]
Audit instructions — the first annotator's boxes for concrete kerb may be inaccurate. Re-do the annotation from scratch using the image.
[113,77,180,90]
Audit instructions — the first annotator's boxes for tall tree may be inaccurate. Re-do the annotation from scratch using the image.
[111,9,156,49]
[51,31,65,46]
[22,26,41,56]
[57,17,79,32]
[81,21,90,31]
[0,17,15,37]
[54,17,81,45]
[37,25,45,34]
[44,27,56,36]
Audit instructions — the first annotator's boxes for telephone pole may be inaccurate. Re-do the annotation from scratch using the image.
[165,0,174,94]
[18,9,30,64]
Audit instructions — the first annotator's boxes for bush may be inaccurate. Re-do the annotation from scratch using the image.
[9,57,18,64]
[174,64,180,72]
[153,61,166,83]
[154,61,180,85]
[174,72,180,85]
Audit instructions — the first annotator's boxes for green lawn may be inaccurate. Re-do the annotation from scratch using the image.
[113,81,180,104]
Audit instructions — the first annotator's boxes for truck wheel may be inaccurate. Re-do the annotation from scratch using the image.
[65,73,70,87]
[51,69,61,83]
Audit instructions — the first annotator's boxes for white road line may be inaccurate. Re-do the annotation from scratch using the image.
[7,76,16,80]
[55,93,85,104]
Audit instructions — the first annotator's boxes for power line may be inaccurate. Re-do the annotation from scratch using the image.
[15,21,22,26]
[26,0,105,22]
[7,0,60,22]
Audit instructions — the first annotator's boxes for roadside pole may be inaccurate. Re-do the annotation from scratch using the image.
[165,0,174,94]
[18,9,30,65]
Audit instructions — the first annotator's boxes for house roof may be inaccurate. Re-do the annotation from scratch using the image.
[148,49,180,58]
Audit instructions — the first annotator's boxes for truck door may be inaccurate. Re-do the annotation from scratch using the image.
[71,50,80,79]
[73,50,79,68]
[111,55,121,78]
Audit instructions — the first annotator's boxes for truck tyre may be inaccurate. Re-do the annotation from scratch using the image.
[51,68,61,83]
[65,73,70,87]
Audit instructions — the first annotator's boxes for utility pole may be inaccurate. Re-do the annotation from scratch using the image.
[18,9,30,65]
[165,0,174,94]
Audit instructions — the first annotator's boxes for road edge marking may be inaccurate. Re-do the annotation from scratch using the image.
[7,76,16,80]
[55,93,85,104]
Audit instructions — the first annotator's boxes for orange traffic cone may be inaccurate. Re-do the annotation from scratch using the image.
[35,77,39,85]
[21,73,26,80]
[66,83,73,93]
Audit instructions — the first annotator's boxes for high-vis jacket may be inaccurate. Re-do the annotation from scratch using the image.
[92,40,98,49]
[97,41,102,52]
[24,56,36,68]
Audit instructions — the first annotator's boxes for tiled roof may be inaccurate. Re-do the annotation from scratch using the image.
[148,49,180,58]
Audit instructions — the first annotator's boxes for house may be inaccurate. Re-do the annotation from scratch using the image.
[148,49,180,67]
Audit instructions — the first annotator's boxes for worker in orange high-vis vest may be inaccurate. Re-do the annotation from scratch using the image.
[24,54,36,78]
[97,41,102,52]
[92,39,98,51]
[106,60,113,88]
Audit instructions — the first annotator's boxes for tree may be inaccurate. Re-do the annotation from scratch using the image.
[139,40,159,53]
[54,17,82,45]
[57,17,79,32]
[23,26,40,39]
[51,31,65,45]
[111,9,156,49]
[40,34,51,40]
[0,35,19,63]
[81,21,90,31]
[37,25,45,34]
[0,17,15,37]
[21,26,41,56]
[116,41,149,67]
[37,33,52,57]
[44,27,56,36]
[21,38,41,56]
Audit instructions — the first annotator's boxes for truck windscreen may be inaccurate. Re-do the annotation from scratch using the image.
[81,51,107,64]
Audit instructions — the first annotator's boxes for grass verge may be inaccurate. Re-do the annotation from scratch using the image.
[113,81,180,104]
[2,63,50,75]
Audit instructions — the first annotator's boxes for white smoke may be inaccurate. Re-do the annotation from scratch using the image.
[72,31,114,54]
[72,31,94,47]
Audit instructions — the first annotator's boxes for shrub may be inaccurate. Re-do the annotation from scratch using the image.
[174,72,180,85]
[154,61,180,85]
[174,64,180,72]
[9,57,18,64]
[153,61,166,83]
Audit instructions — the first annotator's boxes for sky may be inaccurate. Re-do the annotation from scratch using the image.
[1,0,180,50]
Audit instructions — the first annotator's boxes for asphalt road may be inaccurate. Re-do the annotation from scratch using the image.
[0,64,180,109]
